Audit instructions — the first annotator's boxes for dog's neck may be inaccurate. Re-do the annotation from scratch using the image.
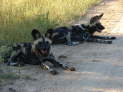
[88,25,97,34]
[81,23,98,35]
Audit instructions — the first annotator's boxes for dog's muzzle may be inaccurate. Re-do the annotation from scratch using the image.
[96,24,105,32]
[41,50,48,55]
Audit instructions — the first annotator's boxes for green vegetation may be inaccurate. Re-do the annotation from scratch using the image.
[0,0,100,43]
[0,45,12,62]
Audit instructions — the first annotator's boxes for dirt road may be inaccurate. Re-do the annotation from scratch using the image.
[1,0,123,92]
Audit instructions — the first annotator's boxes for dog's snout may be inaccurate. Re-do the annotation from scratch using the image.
[101,25,105,30]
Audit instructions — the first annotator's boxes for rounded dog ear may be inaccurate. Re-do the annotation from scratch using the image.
[45,28,53,38]
[46,29,53,34]
[31,29,42,40]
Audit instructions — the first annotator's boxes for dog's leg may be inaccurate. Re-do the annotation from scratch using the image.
[92,35,116,40]
[40,63,58,75]
[7,50,24,66]
[65,32,73,46]
[87,38,112,44]
[65,32,79,46]
[45,58,76,71]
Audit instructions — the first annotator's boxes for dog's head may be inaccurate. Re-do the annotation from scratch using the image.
[89,13,105,32]
[31,29,52,57]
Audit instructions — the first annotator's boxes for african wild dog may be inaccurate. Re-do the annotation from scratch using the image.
[4,29,75,75]
[45,13,116,46]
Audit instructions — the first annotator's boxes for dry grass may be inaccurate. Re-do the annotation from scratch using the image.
[0,0,100,43]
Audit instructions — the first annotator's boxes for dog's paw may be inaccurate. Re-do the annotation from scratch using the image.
[69,67,76,71]
[66,67,76,71]
[111,37,116,40]
[49,70,58,75]
[58,55,67,59]
[7,61,18,66]
[66,42,79,46]
[66,42,73,46]
[104,41,112,44]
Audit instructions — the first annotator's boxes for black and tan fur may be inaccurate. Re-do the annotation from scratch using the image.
[45,13,116,45]
[4,29,75,75]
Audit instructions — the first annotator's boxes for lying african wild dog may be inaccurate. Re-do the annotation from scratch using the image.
[45,13,116,46]
[4,29,75,75]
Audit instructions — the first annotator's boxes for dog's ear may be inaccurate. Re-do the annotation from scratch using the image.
[98,13,104,19]
[90,13,104,24]
[45,28,53,38]
[46,29,53,34]
[31,29,42,40]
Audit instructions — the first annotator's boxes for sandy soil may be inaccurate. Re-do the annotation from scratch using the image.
[0,0,123,92]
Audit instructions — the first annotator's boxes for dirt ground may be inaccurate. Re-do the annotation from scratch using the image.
[0,0,123,92]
